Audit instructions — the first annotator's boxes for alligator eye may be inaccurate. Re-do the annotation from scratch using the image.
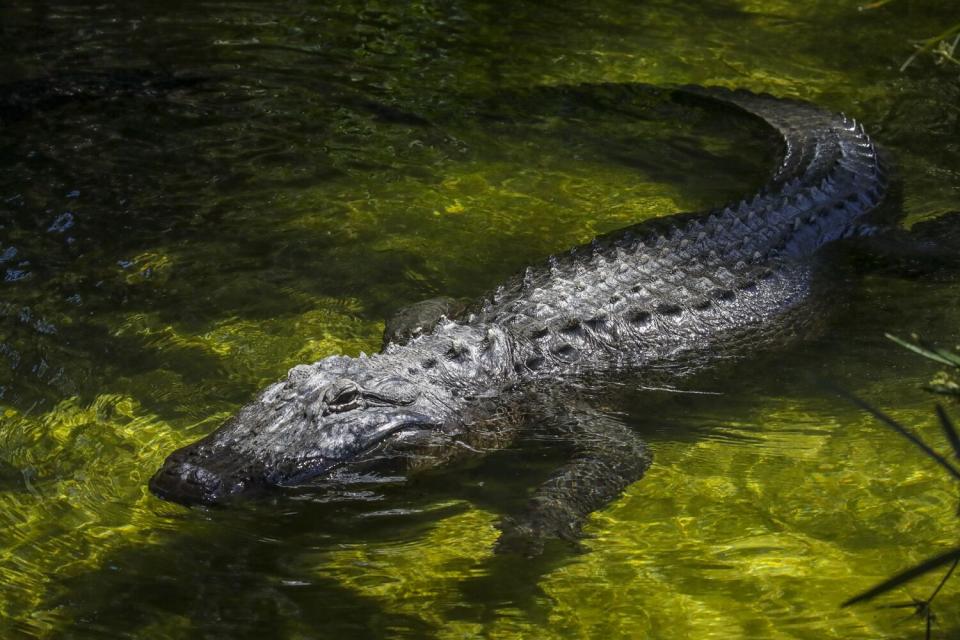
[333,387,360,405]
[322,380,364,413]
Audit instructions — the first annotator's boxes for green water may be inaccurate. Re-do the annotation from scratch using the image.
[1,0,959,637]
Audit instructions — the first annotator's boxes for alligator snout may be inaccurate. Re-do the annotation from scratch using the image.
[149,448,262,506]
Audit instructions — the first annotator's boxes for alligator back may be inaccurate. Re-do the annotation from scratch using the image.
[466,85,888,378]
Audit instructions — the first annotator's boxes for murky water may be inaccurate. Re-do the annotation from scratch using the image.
[1,1,959,637]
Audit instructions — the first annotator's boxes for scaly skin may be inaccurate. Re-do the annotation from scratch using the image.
[150,84,888,551]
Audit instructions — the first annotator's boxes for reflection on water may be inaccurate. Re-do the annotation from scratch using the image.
[1,0,959,637]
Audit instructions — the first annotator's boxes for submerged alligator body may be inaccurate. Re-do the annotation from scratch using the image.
[150,85,888,552]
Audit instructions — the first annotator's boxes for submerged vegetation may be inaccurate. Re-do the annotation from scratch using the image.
[887,335,960,400]
[899,24,960,72]
[860,1,960,71]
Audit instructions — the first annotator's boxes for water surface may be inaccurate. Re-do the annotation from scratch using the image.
[1,1,959,637]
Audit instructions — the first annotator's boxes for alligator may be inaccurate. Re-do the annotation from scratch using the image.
[149,84,888,553]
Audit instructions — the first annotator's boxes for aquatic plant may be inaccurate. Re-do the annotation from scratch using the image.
[887,334,960,400]
[899,24,960,72]
[859,1,960,71]
[841,335,960,638]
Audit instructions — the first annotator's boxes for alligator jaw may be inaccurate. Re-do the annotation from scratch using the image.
[149,380,447,507]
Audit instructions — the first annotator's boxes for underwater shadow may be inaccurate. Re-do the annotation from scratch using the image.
[43,505,439,640]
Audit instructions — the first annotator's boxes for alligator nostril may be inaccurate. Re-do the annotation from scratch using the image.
[150,457,227,505]
[183,462,222,491]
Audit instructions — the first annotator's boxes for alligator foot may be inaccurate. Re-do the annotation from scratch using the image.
[495,500,587,557]
[381,296,469,349]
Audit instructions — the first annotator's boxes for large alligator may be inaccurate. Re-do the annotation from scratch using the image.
[149,85,888,553]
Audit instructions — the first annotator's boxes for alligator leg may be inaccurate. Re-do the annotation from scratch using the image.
[381,296,469,349]
[832,212,960,280]
[495,402,652,556]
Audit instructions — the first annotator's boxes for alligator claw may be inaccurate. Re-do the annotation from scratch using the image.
[494,506,584,557]
[494,516,547,557]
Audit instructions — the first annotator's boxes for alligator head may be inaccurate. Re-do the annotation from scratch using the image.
[149,354,449,505]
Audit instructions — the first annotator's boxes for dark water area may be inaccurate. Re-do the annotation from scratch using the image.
[0,1,959,637]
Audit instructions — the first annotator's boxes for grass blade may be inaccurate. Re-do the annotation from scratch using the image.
[935,404,960,461]
[886,334,959,368]
[835,388,960,482]
[842,547,960,607]
[915,336,960,369]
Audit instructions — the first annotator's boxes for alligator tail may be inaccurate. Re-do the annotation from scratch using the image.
[672,85,889,259]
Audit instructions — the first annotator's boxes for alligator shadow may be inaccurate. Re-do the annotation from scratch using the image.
[43,504,440,639]
[43,432,613,635]
[41,439,573,636]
